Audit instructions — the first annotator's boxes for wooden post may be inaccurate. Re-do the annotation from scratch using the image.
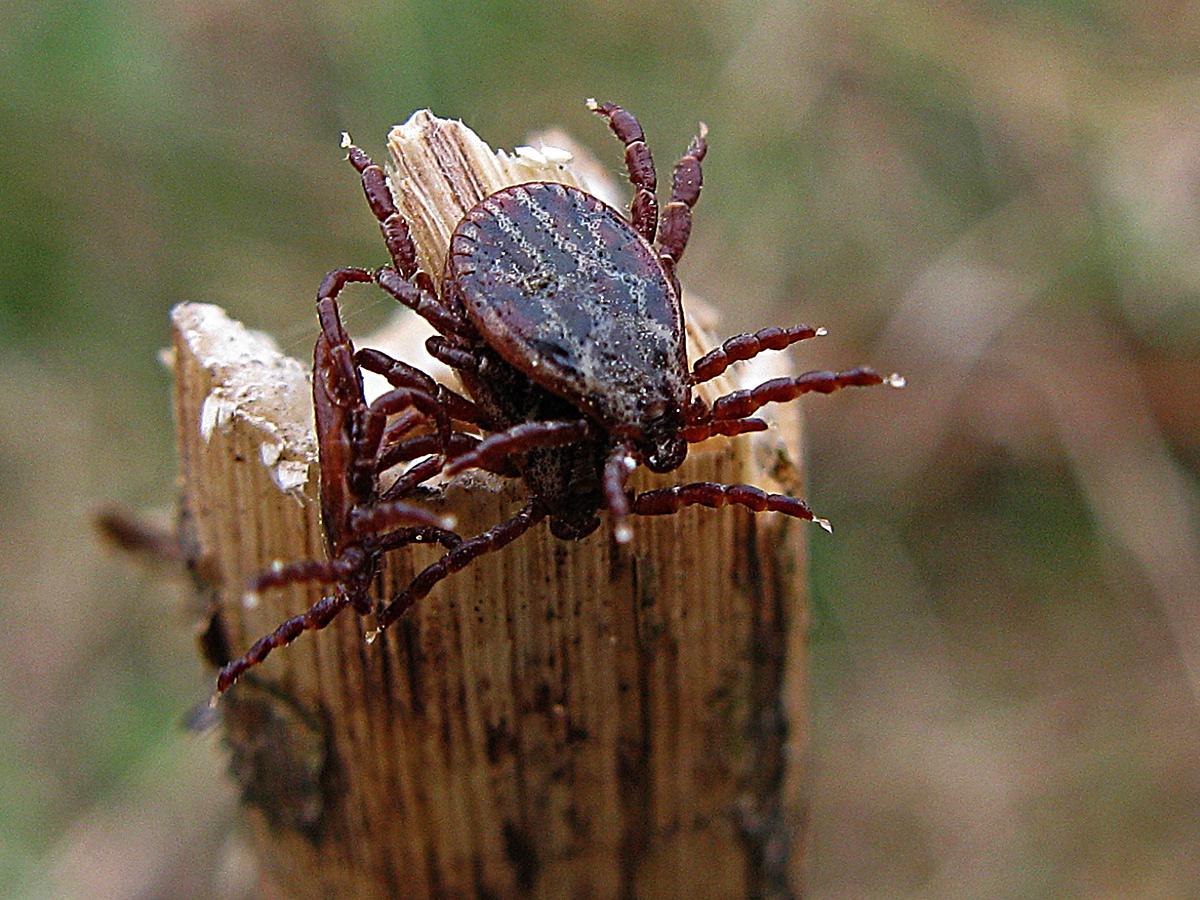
[172,112,809,898]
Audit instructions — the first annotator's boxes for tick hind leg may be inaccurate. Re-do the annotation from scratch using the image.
[588,99,658,243]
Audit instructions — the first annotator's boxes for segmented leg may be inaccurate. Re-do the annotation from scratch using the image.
[247,547,367,597]
[356,347,486,425]
[369,385,451,447]
[443,420,590,477]
[426,336,480,373]
[708,367,902,421]
[380,453,448,502]
[603,443,637,544]
[216,594,353,695]
[632,482,830,531]
[376,266,471,338]
[349,497,455,536]
[343,137,419,279]
[588,99,658,243]
[658,123,708,267]
[313,272,376,547]
[680,417,768,443]
[379,431,478,472]
[375,500,546,632]
[691,325,825,384]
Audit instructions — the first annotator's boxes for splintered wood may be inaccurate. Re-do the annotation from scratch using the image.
[173,110,809,898]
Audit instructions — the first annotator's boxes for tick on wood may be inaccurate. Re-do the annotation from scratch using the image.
[214,100,903,696]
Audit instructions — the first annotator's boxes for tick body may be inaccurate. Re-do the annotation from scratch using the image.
[214,100,901,696]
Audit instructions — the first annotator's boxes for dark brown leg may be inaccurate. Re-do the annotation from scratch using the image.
[426,336,480,374]
[379,453,448,502]
[707,367,904,421]
[216,594,353,695]
[247,547,366,599]
[316,268,373,406]
[375,267,471,338]
[691,325,826,384]
[348,499,454,538]
[368,385,450,446]
[357,347,486,425]
[374,500,546,632]
[680,417,768,443]
[313,273,376,547]
[379,431,476,472]
[588,99,658,243]
[632,482,832,532]
[657,123,708,267]
[442,420,590,477]
[603,442,637,544]
[343,137,419,279]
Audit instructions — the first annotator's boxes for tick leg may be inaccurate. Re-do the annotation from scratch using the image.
[658,123,708,268]
[369,385,451,446]
[380,453,449,502]
[316,267,373,407]
[425,336,481,375]
[376,266,472,338]
[632,482,830,531]
[707,367,902,421]
[375,500,545,632]
[588,99,658,243]
[691,325,825,384]
[357,347,487,425]
[603,443,637,544]
[680,418,769,443]
[349,497,454,539]
[215,593,353,695]
[247,547,367,599]
[378,431,520,478]
[442,420,590,477]
[343,137,420,280]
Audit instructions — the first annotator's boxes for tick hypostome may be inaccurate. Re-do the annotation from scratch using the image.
[213,100,902,696]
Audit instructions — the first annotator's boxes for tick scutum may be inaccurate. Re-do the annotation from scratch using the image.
[446,181,689,445]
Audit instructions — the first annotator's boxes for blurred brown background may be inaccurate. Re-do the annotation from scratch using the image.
[2,1,1198,896]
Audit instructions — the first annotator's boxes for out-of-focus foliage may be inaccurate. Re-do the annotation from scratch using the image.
[1,1,1197,895]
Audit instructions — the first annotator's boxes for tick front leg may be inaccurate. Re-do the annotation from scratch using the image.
[691,325,825,384]
[588,99,658,243]
[343,136,420,280]
[658,123,708,268]
[707,367,904,421]
[632,482,832,532]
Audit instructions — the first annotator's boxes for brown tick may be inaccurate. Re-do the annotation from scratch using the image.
[215,100,902,695]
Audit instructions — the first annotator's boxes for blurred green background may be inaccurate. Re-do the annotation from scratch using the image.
[3,0,1199,896]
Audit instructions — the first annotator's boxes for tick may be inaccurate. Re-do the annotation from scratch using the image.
[215,100,902,695]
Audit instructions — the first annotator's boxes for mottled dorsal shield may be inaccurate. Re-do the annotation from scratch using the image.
[447,181,688,435]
